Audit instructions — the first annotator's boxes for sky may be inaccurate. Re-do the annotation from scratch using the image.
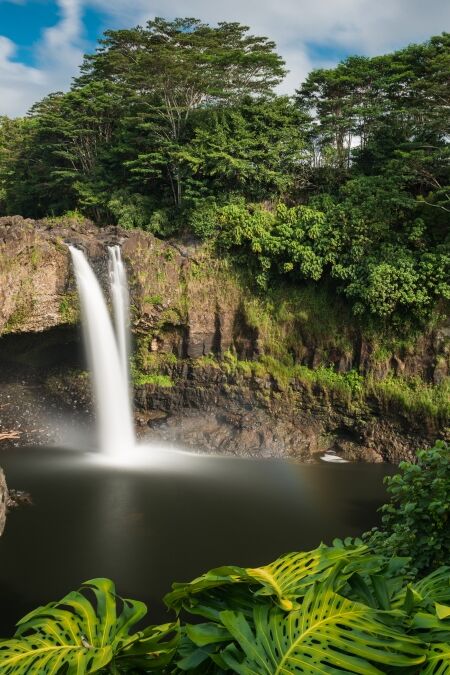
[0,0,449,117]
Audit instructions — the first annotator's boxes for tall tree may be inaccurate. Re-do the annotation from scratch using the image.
[78,18,286,206]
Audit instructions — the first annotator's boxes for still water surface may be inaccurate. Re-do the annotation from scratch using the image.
[0,446,394,636]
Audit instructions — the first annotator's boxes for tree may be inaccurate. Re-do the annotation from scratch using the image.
[177,96,308,205]
[78,18,286,206]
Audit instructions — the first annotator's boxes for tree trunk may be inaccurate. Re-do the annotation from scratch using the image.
[0,468,7,536]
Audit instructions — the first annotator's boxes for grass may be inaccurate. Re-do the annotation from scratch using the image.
[143,294,163,306]
[237,281,354,361]
[194,351,448,424]
[368,375,450,426]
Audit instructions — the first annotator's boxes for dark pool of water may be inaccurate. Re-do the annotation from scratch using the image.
[0,446,394,636]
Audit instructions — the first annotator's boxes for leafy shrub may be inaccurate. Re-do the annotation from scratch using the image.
[189,201,220,239]
[213,195,450,326]
[365,440,450,575]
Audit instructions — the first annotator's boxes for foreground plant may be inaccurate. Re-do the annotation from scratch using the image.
[2,540,450,673]
[0,578,178,674]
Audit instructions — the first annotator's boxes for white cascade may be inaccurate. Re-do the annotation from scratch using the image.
[69,246,135,456]
[108,245,130,381]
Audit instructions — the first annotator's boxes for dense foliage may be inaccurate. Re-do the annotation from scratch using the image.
[365,440,450,575]
[1,442,449,673]
[0,22,448,324]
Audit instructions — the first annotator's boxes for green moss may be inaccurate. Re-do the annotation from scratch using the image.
[2,285,35,334]
[133,346,177,375]
[133,372,174,387]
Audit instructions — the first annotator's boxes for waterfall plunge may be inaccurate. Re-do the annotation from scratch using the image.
[69,246,135,456]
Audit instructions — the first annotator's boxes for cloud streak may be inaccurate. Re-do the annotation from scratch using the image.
[1,0,449,116]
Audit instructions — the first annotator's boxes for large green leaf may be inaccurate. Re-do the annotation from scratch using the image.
[220,582,426,675]
[165,565,251,614]
[117,621,180,671]
[0,578,147,674]
[249,544,386,609]
[394,567,450,613]
[165,543,384,614]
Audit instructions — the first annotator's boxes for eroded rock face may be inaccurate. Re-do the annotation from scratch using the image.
[0,468,7,536]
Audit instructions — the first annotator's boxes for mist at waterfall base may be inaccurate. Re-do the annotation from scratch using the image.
[0,247,394,636]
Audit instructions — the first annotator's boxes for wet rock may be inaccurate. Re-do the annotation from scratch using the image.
[0,468,7,536]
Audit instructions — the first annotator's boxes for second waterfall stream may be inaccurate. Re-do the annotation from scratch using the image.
[69,245,135,456]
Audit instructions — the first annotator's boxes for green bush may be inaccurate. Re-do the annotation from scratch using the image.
[189,201,220,239]
[365,440,450,575]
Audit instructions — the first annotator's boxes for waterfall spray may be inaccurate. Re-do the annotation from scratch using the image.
[69,246,135,455]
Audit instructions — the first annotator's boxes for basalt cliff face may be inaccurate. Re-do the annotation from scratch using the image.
[0,215,448,463]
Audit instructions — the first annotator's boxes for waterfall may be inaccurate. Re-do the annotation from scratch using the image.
[108,246,130,381]
[69,246,135,455]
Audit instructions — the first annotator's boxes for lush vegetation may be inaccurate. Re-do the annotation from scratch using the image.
[0,22,448,327]
[1,442,449,673]
[365,440,450,575]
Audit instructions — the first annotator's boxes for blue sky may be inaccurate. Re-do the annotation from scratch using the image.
[1,0,449,116]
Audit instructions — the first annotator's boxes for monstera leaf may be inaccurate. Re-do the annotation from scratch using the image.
[174,624,232,672]
[166,543,384,614]
[220,582,426,675]
[421,643,450,674]
[247,544,385,609]
[116,621,179,671]
[0,578,150,674]
[394,567,450,613]
[165,565,252,614]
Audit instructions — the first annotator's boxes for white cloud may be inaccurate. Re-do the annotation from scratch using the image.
[1,0,449,116]
[0,0,84,116]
